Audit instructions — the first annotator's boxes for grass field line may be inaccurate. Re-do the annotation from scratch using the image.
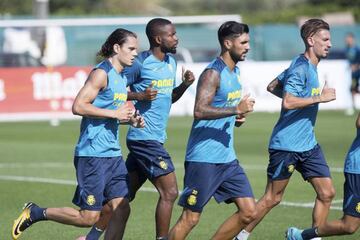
[0,174,342,211]
[0,162,345,173]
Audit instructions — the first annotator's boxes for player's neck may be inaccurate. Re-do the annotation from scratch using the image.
[108,57,124,73]
[304,50,320,66]
[150,47,166,61]
[220,54,236,71]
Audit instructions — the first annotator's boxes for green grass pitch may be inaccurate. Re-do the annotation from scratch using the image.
[0,111,359,239]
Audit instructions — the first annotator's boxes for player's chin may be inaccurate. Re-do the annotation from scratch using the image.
[239,55,247,61]
[124,60,134,66]
[169,48,177,54]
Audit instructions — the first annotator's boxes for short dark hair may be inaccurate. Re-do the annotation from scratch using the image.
[218,21,249,47]
[97,28,137,58]
[300,19,329,44]
[146,18,172,46]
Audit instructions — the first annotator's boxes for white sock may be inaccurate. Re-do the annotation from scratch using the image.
[235,229,250,240]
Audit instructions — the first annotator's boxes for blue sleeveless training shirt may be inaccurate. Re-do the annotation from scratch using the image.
[75,60,127,157]
[186,57,242,164]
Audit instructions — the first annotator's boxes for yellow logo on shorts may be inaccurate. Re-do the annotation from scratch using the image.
[288,164,295,173]
[187,190,198,206]
[87,195,96,206]
[159,161,168,170]
[158,157,168,170]
[356,202,360,213]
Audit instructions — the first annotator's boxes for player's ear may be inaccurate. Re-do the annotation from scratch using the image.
[155,35,162,45]
[224,39,232,50]
[307,36,314,47]
[113,44,121,54]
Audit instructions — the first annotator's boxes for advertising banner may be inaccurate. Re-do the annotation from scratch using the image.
[0,66,91,121]
[0,60,353,121]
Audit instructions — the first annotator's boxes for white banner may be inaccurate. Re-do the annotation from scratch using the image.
[0,60,352,122]
[171,59,352,115]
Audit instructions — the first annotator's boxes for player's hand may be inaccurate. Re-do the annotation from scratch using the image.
[320,81,336,103]
[141,82,158,101]
[236,94,255,114]
[114,103,134,123]
[182,66,195,86]
[129,110,145,128]
[235,115,246,127]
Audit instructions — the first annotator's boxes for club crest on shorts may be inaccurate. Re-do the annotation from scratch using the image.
[158,156,168,170]
[187,189,198,206]
[87,195,96,206]
[288,164,295,173]
[356,202,360,213]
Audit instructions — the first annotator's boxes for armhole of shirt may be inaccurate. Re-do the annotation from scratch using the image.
[89,66,109,93]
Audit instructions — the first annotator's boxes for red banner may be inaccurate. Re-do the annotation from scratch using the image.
[0,67,91,117]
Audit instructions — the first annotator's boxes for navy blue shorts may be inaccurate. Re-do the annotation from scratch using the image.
[178,160,254,213]
[72,156,129,211]
[126,140,175,184]
[267,144,331,181]
[343,172,360,218]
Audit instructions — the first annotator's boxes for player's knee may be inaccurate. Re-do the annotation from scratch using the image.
[238,207,256,224]
[264,194,282,208]
[343,223,359,235]
[182,213,200,228]
[79,210,101,227]
[82,213,100,227]
[108,198,130,212]
[160,186,179,202]
[317,187,335,202]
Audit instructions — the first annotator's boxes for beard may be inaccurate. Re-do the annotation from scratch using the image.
[229,50,245,63]
[161,45,177,54]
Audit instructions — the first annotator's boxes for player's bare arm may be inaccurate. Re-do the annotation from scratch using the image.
[172,67,195,103]
[267,78,283,98]
[127,82,158,101]
[193,69,253,120]
[72,69,133,121]
[283,84,336,110]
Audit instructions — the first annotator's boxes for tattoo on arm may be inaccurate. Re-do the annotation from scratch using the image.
[194,69,237,120]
